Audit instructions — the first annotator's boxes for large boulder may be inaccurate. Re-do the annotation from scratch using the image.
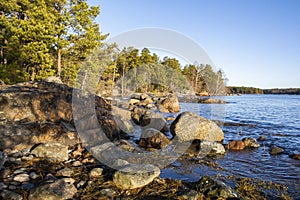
[29,178,77,200]
[138,128,170,149]
[159,94,180,113]
[113,164,160,189]
[170,112,224,142]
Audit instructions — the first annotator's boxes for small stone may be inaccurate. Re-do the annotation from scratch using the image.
[13,173,30,182]
[72,161,82,167]
[257,136,266,141]
[100,188,116,198]
[13,169,25,175]
[180,189,200,200]
[0,151,7,169]
[29,172,39,180]
[45,173,57,181]
[9,185,17,190]
[270,146,284,155]
[56,168,74,177]
[76,180,86,188]
[21,155,34,161]
[0,190,23,200]
[90,168,103,178]
[21,183,35,190]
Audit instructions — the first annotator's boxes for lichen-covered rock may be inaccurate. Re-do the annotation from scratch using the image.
[29,179,77,200]
[0,190,23,200]
[138,128,170,149]
[30,143,69,162]
[196,176,239,199]
[113,164,160,189]
[170,112,224,142]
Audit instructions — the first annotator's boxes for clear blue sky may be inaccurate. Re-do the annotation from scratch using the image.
[88,0,300,89]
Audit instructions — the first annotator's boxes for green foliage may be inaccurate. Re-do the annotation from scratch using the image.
[228,86,263,94]
[0,0,106,84]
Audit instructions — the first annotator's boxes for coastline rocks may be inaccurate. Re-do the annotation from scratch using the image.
[289,153,300,160]
[140,113,168,133]
[138,128,170,149]
[113,164,160,189]
[270,146,284,155]
[242,137,260,148]
[29,178,77,200]
[30,143,69,162]
[227,138,260,151]
[196,176,239,199]
[170,112,224,142]
[159,94,180,113]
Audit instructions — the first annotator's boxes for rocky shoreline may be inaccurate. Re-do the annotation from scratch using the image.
[0,80,296,199]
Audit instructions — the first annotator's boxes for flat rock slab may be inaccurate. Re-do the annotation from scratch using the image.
[113,164,160,189]
[30,143,69,162]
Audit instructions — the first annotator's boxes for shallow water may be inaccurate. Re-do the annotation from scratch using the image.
[161,95,300,198]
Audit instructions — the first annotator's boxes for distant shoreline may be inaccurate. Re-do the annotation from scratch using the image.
[227,86,300,95]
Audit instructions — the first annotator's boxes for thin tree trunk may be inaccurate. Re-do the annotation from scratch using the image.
[57,47,61,77]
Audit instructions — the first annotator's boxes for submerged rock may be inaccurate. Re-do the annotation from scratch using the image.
[270,146,284,155]
[30,143,69,162]
[29,178,77,200]
[170,112,224,142]
[227,140,245,151]
[113,164,160,189]
[289,153,300,160]
[199,141,226,156]
[242,137,260,148]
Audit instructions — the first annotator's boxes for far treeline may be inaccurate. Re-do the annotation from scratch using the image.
[0,0,227,96]
[227,87,300,95]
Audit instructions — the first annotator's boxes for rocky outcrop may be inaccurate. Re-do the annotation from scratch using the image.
[113,164,160,189]
[138,128,170,149]
[170,112,224,142]
[0,81,126,150]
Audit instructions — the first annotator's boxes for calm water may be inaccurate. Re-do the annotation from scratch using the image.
[161,95,300,198]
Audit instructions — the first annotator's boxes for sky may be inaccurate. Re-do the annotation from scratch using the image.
[88,0,300,89]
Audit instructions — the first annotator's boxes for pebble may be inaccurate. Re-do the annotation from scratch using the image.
[270,146,284,155]
[8,185,17,190]
[100,188,116,197]
[13,173,30,182]
[90,168,103,177]
[56,168,74,177]
[0,182,7,190]
[257,136,266,141]
[21,183,35,190]
[45,173,57,181]
[13,169,25,175]
[0,189,23,200]
[29,172,39,180]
